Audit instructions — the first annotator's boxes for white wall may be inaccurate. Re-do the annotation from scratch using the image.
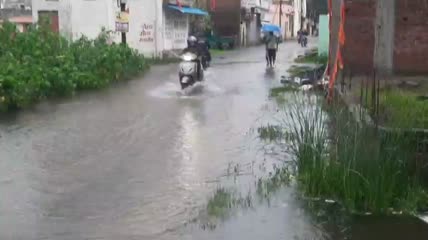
[32,0,72,39]
[70,0,116,40]
[126,0,164,58]
[293,0,304,36]
[162,9,189,52]
[33,0,189,57]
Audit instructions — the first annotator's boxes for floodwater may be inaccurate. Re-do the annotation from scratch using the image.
[1,41,427,240]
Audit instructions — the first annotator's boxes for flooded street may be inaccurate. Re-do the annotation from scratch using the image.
[0,41,314,240]
[1,41,427,240]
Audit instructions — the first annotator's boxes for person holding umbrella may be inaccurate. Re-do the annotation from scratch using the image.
[262,24,280,68]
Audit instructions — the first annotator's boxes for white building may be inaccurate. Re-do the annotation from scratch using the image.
[1,0,31,9]
[258,0,307,39]
[32,0,207,58]
[241,0,271,45]
[293,0,306,36]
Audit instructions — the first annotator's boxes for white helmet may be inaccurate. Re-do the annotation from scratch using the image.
[188,36,197,43]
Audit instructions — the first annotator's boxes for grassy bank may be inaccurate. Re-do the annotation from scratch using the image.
[371,89,427,129]
[295,51,328,65]
[0,22,149,111]
[261,93,428,215]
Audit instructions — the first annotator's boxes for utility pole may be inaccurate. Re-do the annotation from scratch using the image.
[279,0,283,28]
[300,0,304,31]
[120,0,127,44]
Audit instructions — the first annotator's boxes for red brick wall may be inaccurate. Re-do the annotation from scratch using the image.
[394,0,428,74]
[210,0,241,37]
[342,0,376,74]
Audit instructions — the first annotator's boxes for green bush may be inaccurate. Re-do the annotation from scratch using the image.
[0,22,148,111]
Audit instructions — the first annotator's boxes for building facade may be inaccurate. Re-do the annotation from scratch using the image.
[329,0,428,75]
[1,0,31,9]
[267,0,307,38]
[32,0,207,58]
[241,0,270,45]
[0,0,32,31]
[267,1,294,39]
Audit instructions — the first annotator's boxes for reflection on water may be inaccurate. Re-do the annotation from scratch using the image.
[0,44,427,240]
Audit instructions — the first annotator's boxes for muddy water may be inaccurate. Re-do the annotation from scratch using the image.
[0,42,427,240]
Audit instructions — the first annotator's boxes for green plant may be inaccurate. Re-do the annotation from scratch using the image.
[261,93,427,215]
[287,65,314,77]
[379,90,428,129]
[295,52,328,65]
[0,22,148,111]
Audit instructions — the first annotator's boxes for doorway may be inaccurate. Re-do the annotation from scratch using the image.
[38,11,59,33]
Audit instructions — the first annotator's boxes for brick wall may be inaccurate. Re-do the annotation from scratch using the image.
[342,0,376,74]
[210,0,241,37]
[394,0,428,74]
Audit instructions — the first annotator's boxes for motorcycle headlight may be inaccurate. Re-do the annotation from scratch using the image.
[182,55,193,61]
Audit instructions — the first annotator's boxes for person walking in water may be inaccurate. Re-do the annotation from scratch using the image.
[265,31,278,68]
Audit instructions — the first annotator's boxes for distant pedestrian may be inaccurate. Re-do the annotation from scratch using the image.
[264,31,278,68]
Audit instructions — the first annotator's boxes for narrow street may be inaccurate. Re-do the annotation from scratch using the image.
[0,40,324,240]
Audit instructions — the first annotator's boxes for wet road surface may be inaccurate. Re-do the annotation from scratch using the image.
[0,41,319,240]
[1,40,427,240]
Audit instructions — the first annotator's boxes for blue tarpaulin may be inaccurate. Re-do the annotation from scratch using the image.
[261,24,281,34]
[168,5,209,16]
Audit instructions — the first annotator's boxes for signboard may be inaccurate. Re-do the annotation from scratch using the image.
[241,0,256,8]
[167,0,194,6]
[140,23,155,42]
[115,11,129,33]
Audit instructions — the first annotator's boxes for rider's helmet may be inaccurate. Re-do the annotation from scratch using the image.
[187,36,198,47]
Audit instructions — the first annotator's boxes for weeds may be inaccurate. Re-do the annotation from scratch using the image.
[295,52,328,65]
[270,85,299,98]
[256,165,292,198]
[206,188,252,218]
[0,22,148,111]
[287,65,314,77]
[260,93,428,215]
[378,89,428,129]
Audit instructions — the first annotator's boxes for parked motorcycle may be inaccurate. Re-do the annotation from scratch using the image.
[178,52,204,90]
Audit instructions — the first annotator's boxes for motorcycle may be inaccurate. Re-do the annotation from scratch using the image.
[178,52,204,90]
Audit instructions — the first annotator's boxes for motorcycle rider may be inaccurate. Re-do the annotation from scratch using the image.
[182,36,202,79]
[298,29,308,47]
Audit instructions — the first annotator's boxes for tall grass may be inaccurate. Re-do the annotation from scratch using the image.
[379,89,428,129]
[276,94,427,214]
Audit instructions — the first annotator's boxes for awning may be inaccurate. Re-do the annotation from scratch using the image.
[167,5,209,16]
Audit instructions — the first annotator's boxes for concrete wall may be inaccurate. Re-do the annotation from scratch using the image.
[318,14,329,55]
[126,0,163,57]
[373,0,394,74]
[0,8,30,19]
[70,0,116,40]
[246,16,258,44]
[2,0,31,9]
